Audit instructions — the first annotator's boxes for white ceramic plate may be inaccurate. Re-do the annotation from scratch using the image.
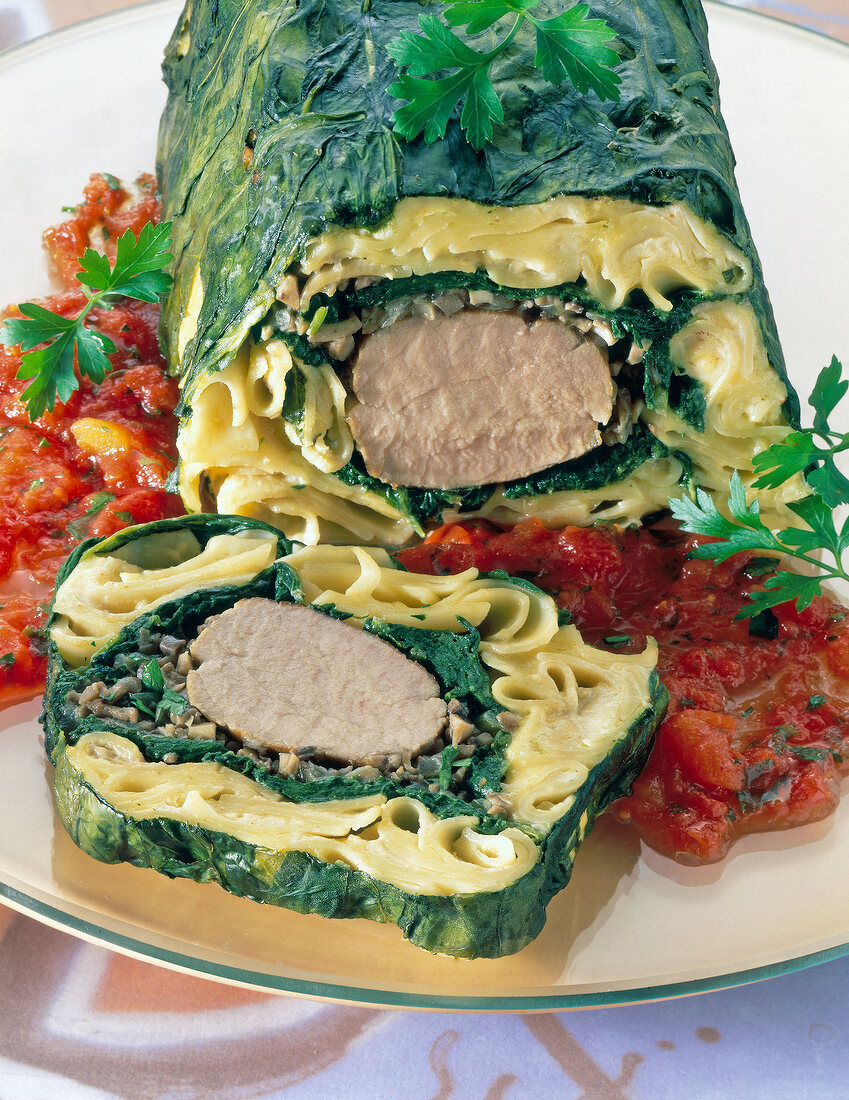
[0,1,848,1011]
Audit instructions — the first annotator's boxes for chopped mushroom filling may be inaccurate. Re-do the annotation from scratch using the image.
[66,621,506,803]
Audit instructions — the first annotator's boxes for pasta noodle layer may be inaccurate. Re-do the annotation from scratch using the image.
[52,529,279,666]
[643,299,806,527]
[297,195,751,312]
[488,630,658,831]
[67,732,539,896]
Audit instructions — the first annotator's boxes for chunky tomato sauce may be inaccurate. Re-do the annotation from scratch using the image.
[0,175,183,703]
[397,519,849,863]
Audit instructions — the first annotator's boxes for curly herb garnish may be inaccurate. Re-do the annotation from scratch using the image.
[0,221,173,419]
[670,356,849,619]
[388,0,622,151]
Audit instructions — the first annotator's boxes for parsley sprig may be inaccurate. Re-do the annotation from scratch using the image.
[0,221,173,419]
[388,0,621,151]
[670,356,849,619]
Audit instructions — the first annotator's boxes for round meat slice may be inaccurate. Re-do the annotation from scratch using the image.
[186,598,448,765]
[347,310,615,489]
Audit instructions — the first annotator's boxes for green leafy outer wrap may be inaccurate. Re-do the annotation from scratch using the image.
[157,0,795,423]
[43,515,667,957]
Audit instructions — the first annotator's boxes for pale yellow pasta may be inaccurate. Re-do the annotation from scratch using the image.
[470,455,688,529]
[51,529,279,667]
[241,338,352,471]
[642,298,806,528]
[298,195,751,311]
[671,300,788,433]
[68,732,539,896]
[180,339,351,477]
[178,342,407,545]
[283,545,560,650]
[176,264,204,365]
[212,472,414,546]
[484,629,659,832]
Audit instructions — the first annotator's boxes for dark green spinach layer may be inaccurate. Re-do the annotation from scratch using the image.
[334,422,685,532]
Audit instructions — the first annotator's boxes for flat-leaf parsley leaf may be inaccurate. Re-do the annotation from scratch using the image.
[669,357,849,619]
[388,0,621,151]
[0,221,173,419]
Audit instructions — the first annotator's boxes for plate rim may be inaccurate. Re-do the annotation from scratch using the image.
[0,0,179,66]
[3,877,849,1012]
[3,0,849,68]
[2,0,849,1012]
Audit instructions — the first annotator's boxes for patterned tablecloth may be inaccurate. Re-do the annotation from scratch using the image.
[1,2,848,1097]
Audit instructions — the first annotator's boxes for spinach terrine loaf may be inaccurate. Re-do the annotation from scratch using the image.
[43,516,665,957]
[158,0,801,546]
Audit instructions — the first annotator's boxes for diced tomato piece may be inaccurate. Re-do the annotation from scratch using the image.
[662,711,744,791]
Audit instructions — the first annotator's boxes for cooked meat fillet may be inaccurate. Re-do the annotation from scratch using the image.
[186,598,448,764]
[348,310,615,489]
